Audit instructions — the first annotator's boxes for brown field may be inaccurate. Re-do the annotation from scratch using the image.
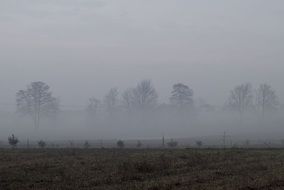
[1,148,284,190]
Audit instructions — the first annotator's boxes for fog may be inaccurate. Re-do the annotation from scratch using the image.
[0,1,284,145]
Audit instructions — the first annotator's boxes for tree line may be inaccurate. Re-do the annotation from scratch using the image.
[16,80,280,129]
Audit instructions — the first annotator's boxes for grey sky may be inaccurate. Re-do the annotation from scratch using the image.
[0,0,284,110]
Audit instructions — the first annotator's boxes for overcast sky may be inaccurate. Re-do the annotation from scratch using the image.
[0,0,284,110]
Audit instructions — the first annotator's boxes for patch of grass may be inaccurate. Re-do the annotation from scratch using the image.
[1,148,284,189]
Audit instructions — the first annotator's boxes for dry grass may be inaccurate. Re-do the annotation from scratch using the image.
[1,148,284,189]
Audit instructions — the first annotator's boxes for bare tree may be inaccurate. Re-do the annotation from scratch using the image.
[16,81,59,129]
[132,80,158,110]
[167,139,178,148]
[84,140,90,149]
[38,140,46,149]
[8,134,19,148]
[87,98,101,116]
[136,140,142,148]
[256,84,279,117]
[228,83,253,117]
[117,140,125,148]
[170,83,194,110]
[104,88,119,115]
[122,88,134,112]
[195,140,203,148]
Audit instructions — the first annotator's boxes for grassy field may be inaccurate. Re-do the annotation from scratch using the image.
[1,148,284,190]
